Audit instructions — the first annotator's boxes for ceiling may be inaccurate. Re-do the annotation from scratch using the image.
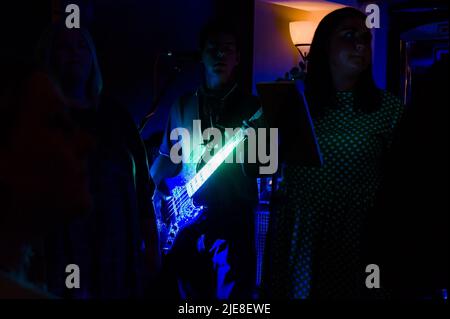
[260,0,352,12]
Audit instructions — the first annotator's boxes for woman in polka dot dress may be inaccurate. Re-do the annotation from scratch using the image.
[263,7,404,299]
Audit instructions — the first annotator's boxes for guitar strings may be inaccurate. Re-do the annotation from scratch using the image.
[164,131,246,221]
[160,113,261,248]
[166,132,243,218]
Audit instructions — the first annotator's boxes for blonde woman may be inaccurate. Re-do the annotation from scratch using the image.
[0,69,92,298]
[36,25,160,298]
[36,25,102,110]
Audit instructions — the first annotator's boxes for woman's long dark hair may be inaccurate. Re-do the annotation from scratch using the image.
[305,7,381,117]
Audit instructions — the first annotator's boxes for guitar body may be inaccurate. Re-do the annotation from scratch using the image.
[156,107,263,254]
[158,149,206,254]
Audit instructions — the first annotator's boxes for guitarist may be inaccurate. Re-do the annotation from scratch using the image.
[150,20,263,299]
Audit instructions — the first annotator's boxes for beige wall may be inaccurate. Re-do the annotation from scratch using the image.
[252,0,348,92]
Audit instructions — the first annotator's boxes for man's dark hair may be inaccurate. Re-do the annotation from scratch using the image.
[305,7,381,117]
[199,19,241,51]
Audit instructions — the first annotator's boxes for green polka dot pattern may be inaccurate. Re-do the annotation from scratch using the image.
[266,90,404,299]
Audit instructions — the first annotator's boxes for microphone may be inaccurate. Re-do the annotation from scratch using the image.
[164,50,201,61]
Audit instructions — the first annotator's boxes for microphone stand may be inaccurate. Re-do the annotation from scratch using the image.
[138,61,182,133]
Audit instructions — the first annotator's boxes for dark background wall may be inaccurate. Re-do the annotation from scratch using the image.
[1,1,51,69]
[1,0,255,140]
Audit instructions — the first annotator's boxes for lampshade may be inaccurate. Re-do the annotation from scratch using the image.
[289,21,316,46]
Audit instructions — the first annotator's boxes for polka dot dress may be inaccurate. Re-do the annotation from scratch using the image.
[265,90,404,299]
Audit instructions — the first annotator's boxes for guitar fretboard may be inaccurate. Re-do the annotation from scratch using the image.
[185,128,247,197]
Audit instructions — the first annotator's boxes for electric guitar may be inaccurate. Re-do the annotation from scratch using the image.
[157,108,263,254]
